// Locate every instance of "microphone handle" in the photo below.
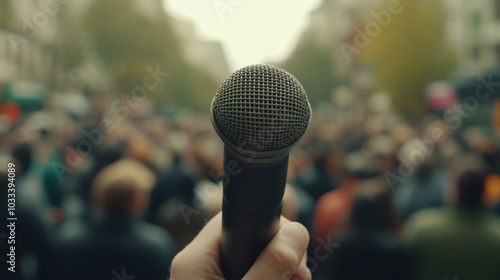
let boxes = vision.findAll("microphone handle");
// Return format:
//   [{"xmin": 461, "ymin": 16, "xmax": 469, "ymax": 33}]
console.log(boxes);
[{"xmin": 221, "ymin": 147, "xmax": 289, "ymax": 280}]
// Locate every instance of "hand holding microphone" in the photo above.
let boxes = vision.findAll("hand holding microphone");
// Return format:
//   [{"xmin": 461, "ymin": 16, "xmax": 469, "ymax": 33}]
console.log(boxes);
[
  {"xmin": 170, "ymin": 213, "xmax": 311, "ymax": 280},
  {"xmin": 211, "ymin": 64, "xmax": 311, "ymax": 279},
  {"xmin": 171, "ymin": 64, "xmax": 311, "ymax": 280}
]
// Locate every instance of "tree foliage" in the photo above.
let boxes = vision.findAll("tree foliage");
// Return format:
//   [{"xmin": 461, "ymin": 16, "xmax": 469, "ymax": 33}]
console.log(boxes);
[
  {"xmin": 279, "ymin": 37, "xmax": 338, "ymax": 106},
  {"xmin": 0, "ymin": 0, "xmax": 12, "ymax": 29},
  {"xmin": 52, "ymin": 5, "xmax": 89, "ymax": 75},
  {"xmin": 361, "ymin": 0, "xmax": 456, "ymax": 121},
  {"xmin": 84, "ymin": 0, "xmax": 218, "ymax": 110}
]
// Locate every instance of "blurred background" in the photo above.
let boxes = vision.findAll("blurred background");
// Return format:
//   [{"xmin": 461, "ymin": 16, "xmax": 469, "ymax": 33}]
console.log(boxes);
[{"xmin": 0, "ymin": 0, "xmax": 500, "ymax": 279}]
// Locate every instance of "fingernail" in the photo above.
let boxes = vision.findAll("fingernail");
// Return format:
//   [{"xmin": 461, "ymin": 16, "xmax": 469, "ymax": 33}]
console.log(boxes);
[{"xmin": 282, "ymin": 223, "xmax": 308, "ymax": 254}]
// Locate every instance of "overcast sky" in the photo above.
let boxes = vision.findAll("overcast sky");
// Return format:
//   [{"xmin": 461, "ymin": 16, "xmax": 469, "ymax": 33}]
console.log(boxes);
[{"xmin": 163, "ymin": 0, "xmax": 322, "ymax": 71}]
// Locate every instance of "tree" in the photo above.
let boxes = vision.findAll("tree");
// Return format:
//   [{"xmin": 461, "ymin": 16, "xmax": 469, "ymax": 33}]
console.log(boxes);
[
  {"xmin": 0, "ymin": 0, "xmax": 12, "ymax": 29},
  {"xmin": 279, "ymin": 36, "xmax": 338, "ymax": 106},
  {"xmin": 85, "ymin": 0, "xmax": 174, "ymax": 96},
  {"xmin": 84, "ymin": 0, "xmax": 219, "ymax": 110},
  {"xmin": 361, "ymin": 0, "xmax": 456, "ymax": 121},
  {"xmin": 49, "ymin": 3, "xmax": 92, "ymax": 89}
]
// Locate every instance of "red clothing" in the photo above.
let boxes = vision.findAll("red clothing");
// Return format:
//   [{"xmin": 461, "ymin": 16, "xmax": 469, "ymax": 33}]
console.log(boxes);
[{"xmin": 312, "ymin": 178, "xmax": 357, "ymax": 245}]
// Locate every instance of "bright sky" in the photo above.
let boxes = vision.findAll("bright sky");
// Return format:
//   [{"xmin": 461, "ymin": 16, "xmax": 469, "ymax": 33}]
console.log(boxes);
[{"xmin": 163, "ymin": 0, "xmax": 322, "ymax": 71}]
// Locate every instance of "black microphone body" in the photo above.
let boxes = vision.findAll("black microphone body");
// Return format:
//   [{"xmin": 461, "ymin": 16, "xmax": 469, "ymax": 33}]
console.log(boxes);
[
  {"xmin": 221, "ymin": 148, "xmax": 288, "ymax": 279},
  {"xmin": 210, "ymin": 64, "xmax": 311, "ymax": 279}
]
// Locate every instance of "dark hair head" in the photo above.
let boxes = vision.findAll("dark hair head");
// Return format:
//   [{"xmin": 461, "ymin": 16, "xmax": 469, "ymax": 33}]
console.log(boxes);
[
  {"xmin": 448, "ymin": 153, "xmax": 489, "ymax": 209},
  {"xmin": 349, "ymin": 177, "xmax": 400, "ymax": 232},
  {"xmin": 94, "ymin": 143, "xmax": 123, "ymax": 170},
  {"xmin": 12, "ymin": 143, "xmax": 33, "ymax": 176},
  {"xmin": 99, "ymin": 179, "xmax": 137, "ymax": 213},
  {"xmin": 456, "ymin": 170, "xmax": 487, "ymax": 209}
]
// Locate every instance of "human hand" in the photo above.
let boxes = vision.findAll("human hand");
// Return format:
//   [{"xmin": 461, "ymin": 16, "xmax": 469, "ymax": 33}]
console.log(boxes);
[{"xmin": 170, "ymin": 212, "xmax": 311, "ymax": 280}]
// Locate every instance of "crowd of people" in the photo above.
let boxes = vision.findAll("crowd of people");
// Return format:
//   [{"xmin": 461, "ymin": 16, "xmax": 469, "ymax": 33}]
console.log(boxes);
[{"xmin": 1, "ymin": 93, "xmax": 500, "ymax": 280}]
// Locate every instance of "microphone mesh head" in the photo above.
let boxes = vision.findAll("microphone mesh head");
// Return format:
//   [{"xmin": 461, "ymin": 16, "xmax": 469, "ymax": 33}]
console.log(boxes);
[{"xmin": 211, "ymin": 64, "xmax": 311, "ymax": 159}]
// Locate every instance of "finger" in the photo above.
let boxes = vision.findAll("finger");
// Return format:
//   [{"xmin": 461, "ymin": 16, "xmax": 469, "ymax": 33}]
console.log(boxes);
[
  {"xmin": 279, "ymin": 216, "xmax": 291, "ymax": 226},
  {"xmin": 170, "ymin": 212, "xmax": 224, "ymax": 280},
  {"xmin": 243, "ymin": 222, "xmax": 309, "ymax": 280},
  {"xmin": 291, "ymin": 253, "xmax": 312, "ymax": 280},
  {"xmin": 186, "ymin": 211, "xmax": 222, "ymax": 250}
]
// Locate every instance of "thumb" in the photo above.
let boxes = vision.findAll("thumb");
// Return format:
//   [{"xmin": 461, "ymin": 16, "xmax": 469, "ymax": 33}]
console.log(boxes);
[{"xmin": 243, "ymin": 222, "xmax": 311, "ymax": 280}]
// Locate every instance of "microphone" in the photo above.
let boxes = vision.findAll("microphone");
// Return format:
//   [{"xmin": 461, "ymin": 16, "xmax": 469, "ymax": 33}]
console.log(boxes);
[{"xmin": 210, "ymin": 64, "xmax": 311, "ymax": 279}]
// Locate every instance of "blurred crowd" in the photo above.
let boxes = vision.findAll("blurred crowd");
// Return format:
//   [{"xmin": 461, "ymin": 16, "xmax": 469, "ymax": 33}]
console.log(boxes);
[{"xmin": 1, "ymin": 93, "xmax": 500, "ymax": 280}]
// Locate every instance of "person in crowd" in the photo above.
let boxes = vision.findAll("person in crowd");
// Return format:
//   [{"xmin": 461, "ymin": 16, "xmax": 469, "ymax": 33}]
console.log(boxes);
[
  {"xmin": 156, "ymin": 196, "xmax": 208, "ymax": 253},
  {"xmin": 11, "ymin": 142, "xmax": 48, "ymax": 214},
  {"xmin": 41, "ymin": 144, "xmax": 68, "ymax": 224},
  {"xmin": 405, "ymin": 153, "xmax": 500, "ymax": 280},
  {"xmin": 152, "ymin": 158, "xmax": 209, "ymax": 253},
  {"xmin": 77, "ymin": 142, "xmax": 123, "ymax": 210},
  {"xmin": 293, "ymin": 143, "xmax": 344, "ymax": 202},
  {"xmin": 55, "ymin": 159, "xmax": 175, "ymax": 280},
  {"xmin": 493, "ymin": 200, "xmax": 500, "ymax": 217},
  {"xmin": 318, "ymin": 177, "xmax": 414, "ymax": 280},
  {"xmin": 485, "ymin": 173, "xmax": 500, "ymax": 213},
  {"xmin": 11, "ymin": 143, "xmax": 33, "ymax": 176},
  {"xmin": 0, "ymin": 155, "xmax": 56, "ymax": 280},
  {"xmin": 170, "ymin": 212, "xmax": 311, "ymax": 280},
  {"xmin": 394, "ymin": 138, "xmax": 446, "ymax": 220},
  {"xmin": 286, "ymin": 184, "xmax": 316, "ymax": 235},
  {"xmin": 4, "ymin": 85, "xmax": 500, "ymax": 280},
  {"xmin": 146, "ymin": 158, "xmax": 198, "ymax": 224},
  {"xmin": 463, "ymin": 128, "xmax": 500, "ymax": 174},
  {"xmin": 312, "ymin": 152, "xmax": 378, "ymax": 249}
]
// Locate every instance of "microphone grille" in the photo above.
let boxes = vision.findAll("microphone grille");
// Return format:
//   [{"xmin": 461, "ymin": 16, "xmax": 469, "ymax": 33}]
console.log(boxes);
[{"xmin": 211, "ymin": 64, "xmax": 311, "ymax": 157}]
